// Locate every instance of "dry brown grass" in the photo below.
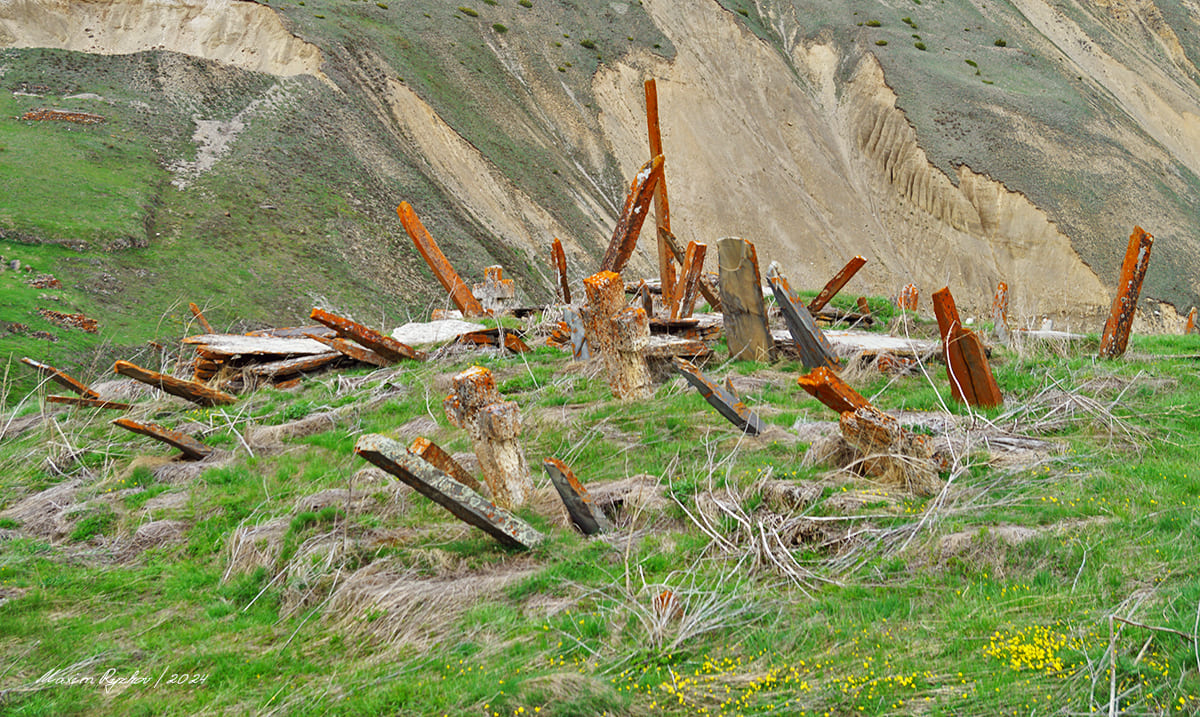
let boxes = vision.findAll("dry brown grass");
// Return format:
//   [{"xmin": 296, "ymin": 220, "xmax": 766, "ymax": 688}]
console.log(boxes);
[
  {"xmin": 0, "ymin": 478, "xmax": 83, "ymax": 541},
  {"xmin": 325, "ymin": 557, "xmax": 537, "ymax": 649}
]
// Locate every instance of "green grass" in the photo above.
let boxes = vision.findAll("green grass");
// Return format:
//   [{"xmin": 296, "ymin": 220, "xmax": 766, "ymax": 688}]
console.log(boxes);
[{"xmin": 2, "ymin": 318, "xmax": 1199, "ymax": 715}]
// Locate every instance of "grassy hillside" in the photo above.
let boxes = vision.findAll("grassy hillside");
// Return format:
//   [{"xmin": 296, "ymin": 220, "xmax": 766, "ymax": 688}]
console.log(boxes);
[{"xmin": 1, "ymin": 304, "xmax": 1199, "ymax": 715}]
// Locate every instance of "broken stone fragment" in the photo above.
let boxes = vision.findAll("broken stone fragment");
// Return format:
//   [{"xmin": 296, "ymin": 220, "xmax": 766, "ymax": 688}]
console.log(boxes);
[
  {"xmin": 543, "ymin": 457, "xmax": 612, "ymax": 535},
  {"xmin": 444, "ymin": 366, "xmax": 534, "ymax": 509}
]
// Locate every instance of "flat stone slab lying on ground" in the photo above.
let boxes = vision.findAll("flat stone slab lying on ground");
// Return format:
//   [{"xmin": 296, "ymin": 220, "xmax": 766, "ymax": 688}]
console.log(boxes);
[
  {"xmin": 391, "ymin": 319, "xmax": 492, "ymax": 346},
  {"xmin": 780, "ymin": 330, "xmax": 939, "ymax": 359},
  {"xmin": 182, "ymin": 334, "xmax": 330, "ymax": 358},
  {"xmin": 354, "ymin": 434, "xmax": 544, "ymax": 549}
]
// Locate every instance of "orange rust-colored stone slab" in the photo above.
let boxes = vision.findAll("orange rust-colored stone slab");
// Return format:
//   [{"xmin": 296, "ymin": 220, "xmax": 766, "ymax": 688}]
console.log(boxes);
[
  {"xmin": 397, "ymin": 202, "xmax": 486, "ymax": 317},
  {"xmin": 600, "ymin": 155, "xmax": 664, "ymax": 275},
  {"xmin": 808, "ymin": 256, "xmax": 867, "ymax": 314},
  {"xmin": 1187, "ymin": 307, "xmax": 1198, "ymax": 336},
  {"xmin": 304, "ymin": 332, "xmax": 390, "ymax": 367},
  {"xmin": 932, "ymin": 287, "xmax": 1002, "ymax": 408},
  {"xmin": 457, "ymin": 329, "xmax": 532, "ymax": 353},
  {"xmin": 46, "ymin": 395, "xmax": 130, "ymax": 411},
  {"xmin": 796, "ymin": 366, "xmax": 872, "ymax": 415},
  {"xmin": 21, "ymin": 357, "xmax": 99, "ymax": 399},
  {"xmin": 113, "ymin": 360, "xmax": 236, "ymax": 406},
  {"xmin": 659, "ymin": 227, "xmax": 721, "ymax": 311},
  {"xmin": 1099, "ymin": 226, "xmax": 1154, "ymax": 359},
  {"xmin": 409, "ymin": 436, "xmax": 482, "ymax": 492},
  {"xmin": 646, "ymin": 79, "xmax": 676, "ymax": 314},
  {"xmin": 188, "ymin": 302, "xmax": 214, "ymax": 334},
  {"xmin": 856, "ymin": 297, "xmax": 871, "ymax": 316},
  {"xmin": 551, "ymin": 238, "xmax": 572, "ymax": 305},
  {"xmin": 111, "ymin": 418, "xmax": 212, "ymax": 460},
  {"xmin": 897, "ymin": 284, "xmax": 918, "ymax": 311},
  {"xmin": 309, "ymin": 307, "xmax": 425, "ymax": 363},
  {"xmin": 673, "ymin": 241, "xmax": 707, "ymax": 319}
]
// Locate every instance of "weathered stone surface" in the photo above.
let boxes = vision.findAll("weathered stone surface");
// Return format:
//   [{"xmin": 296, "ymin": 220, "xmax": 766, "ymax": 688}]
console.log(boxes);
[
  {"xmin": 355, "ymin": 434, "xmax": 544, "ymax": 549},
  {"xmin": 182, "ymin": 334, "xmax": 330, "ymax": 359},
  {"xmin": 673, "ymin": 358, "xmax": 765, "ymax": 435},
  {"xmin": 660, "ymin": 227, "xmax": 722, "ymax": 311},
  {"xmin": 113, "ymin": 360, "xmax": 236, "ymax": 406},
  {"xmin": 304, "ymin": 332, "xmax": 390, "ymax": 367},
  {"xmin": 21, "ymin": 357, "xmax": 99, "ymax": 399},
  {"xmin": 932, "ymin": 287, "xmax": 1003, "ymax": 408},
  {"xmin": 543, "ymin": 457, "xmax": 613, "ymax": 535},
  {"xmin": 1187, "ymin": 307, "xmax": 1198, "ymax": 335},
  {"xmin": 309, "ymin": 308, "xmax": 424, "ymax": 363},
  {"xmin": 992, "ymin": 282, "xmax": 1010, "ymax": 346},
  {"xmin": 551, "ymin": 238, "xmax": 572, "ymax": 305},
  {"xmin": 1099, "ymin": 226, "xmax": 1154, "ymax": 360},
  {"xmin": 808, "ymin": 256, "xmax": 867, "ymax": 314},
  {"xmin": 897, "ymin": 284, "xmax": 918, "ymax": 311},
  {"xmin": 408, "ymin": 436, "xmax": 482, "ymax": 493},
  {"xmin": 717, "ymin": 237, "xmax": 772, "ymax": 361},
  {"xmin": 444, "ymin": 366, "xmax": 535, "ymax": 509},
  {"xmin": 646, "ymin": 78, "xmax": 676, "ymax": 317},
  {"xmin": 584, "ymin": 271, "xmax": 652, "ymax": 400},
  {"xmin": 768, "ymin": 272, "xmax": 839, "ymax": 371},
  {"xmin": 600, "ymin": 155, "xmax": 664, "ymax": 275},
  {"xmin": 397, "ymin": 201, "xmax": 486, "ymax": 317},
  {"xmin": 672, "ymin": 241, "xmax": 708, "ymax": 319},
  {"xmin": 112, "ymin": 418, "xmax": 213, "ymax": 460},
  {"xmin": 856, "ymin": 296, "xmax": 871, "ymax": 316},
  {"xmin": 188, "ymin": 302, "xmax": 214, "ymax": 334},
  {"xmin": 839, "ymin": 406, "xmax": 939, "ymax": 496},
  {"xmin": 473, "ymin": 265, "xmax": 516, "ymax": 314},
  {"xmin": 46, "ymin": 395, "xmax": 130, "ymax": 411},
  {"xmin": 796, "ymin": 366, "xmax": 871, "ymax": 415},
  {"xmin": 457, "ymin": 329, "xmax": 531, "ymax": 353},
  {"xmin": 563, "ymin": 307, "xmax": 589, "ymax": 360},
  {"xmin": 243, "ymin": 352, "xmax": 342, "ymax": 379}
]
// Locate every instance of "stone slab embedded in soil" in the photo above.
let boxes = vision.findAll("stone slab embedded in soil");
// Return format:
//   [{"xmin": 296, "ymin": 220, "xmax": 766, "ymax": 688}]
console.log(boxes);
[{"xmin": 355, "ymin": 433, "xmax": 544, "ymax": 549}]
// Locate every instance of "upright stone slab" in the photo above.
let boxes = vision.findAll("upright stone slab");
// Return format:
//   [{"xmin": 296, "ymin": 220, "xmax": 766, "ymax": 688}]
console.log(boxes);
[
  {"xmin": 672, "ymin": 241, "xmax": 708, "ymax": 319},
  {"xmin": 551, "ymin": 238, "xmax": 572, "ymax": 305},
  {"xmin": 583, "ymin": 271, "xmax": 652, "ymax": 400},
  {"xmin": 1187, "ymin": 308, "xmax": 1198, "ymax": 336},
  {"xmin": 543, "ymin": 458, "xmax": 613, "ymax": 535},
  {"xmin": 767, "ymin": 272, "xmax": 839, "ymax": 371},
  {"xmin": 188, "ymin": 302, "xmax": 215, "ymax": 334},
  {"xmin": 563, "ymin": 306, "xmax": 589, "ymax": 361},
  {"xmin": 897, "ymin": 284, "xmax": 918, "ymax": 311},
  {"xmin": 1099, "ymin": 226, "xmax": 1154, "ymax": 360},
  {"xmin": 660, "ymin": 227, "xmax": 722, "ymax": 311},
  {"xmin": 992, "ymin": 282, "xmax": 1010, "ymax": 346},
  {"xmin": 645, "ymin": 78, "xmax": 676, "ymax": 314},
  {"xmin": 932, "ymin": 287, "xmax": 1003, "ymax": 408},
  {"xmin": 672, "ymin": 358, "xmax": 765, "ymax": 435},
  {"xmin": 473, "ymin": 266, "xmax": 516, "ymax": 314},
  {"xmin": 444, "ymin": 366, "xmax": 535, "ymax": 509},
  {"xmin": 716, "ymin": 237, "xmax": 772, "ymax": 362},
  {"xmin": 355, "ymin": 434, "xmax": 544, "ymax": 549}
]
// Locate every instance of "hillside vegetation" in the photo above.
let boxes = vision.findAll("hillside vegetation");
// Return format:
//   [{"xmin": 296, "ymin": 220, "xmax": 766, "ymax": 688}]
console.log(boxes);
[
  {"xmin": 0, "ymin": 306, "xmax": 1198, "ymax": 715},
  {"xmin": 3, "ymin": 0, "xmax": 1200, "ymax": 401}
]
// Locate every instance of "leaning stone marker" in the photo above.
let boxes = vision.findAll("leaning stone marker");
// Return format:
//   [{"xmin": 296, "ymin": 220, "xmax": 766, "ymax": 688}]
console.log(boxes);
[
  {"xmin": 716, "ymin": 237, "xmax": 772, "ymax": 361},
  {"xmin": 113, "ymin": 360, "xmax": 236, "ymax": 407},
  {"xmin": 543, "ymin": 458, "xmax": 613, "ymax": 535},
  {"xmin": 112, "ymin": 418, "xmax": 212, "ymax": 460},
  {"xmin": 673, "ymin": 358, "xmax": 765, "ymax": 435},
  {"xmin": 1099, "ymin": 226, "xmax": 1153, "ymax": 360},
  {"xmin": 932, "ymin": 287, "xmax": 1003, "ymax": 408},
  {"xmin": 21, "ymin": 357, "xmax": 99, "ymax": 399},
  {"xmin": 355, "ymin": 434, "xmax": 544, "ymax": 549},
  {"xmin": 767, "ymin": 271, "xmax": 839, "ymax": 371}
]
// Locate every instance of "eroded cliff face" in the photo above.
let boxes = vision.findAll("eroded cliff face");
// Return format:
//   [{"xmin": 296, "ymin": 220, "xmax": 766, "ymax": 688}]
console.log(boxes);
[
  {"xmin": 0, "ymin": 0, "xmax": 324, "ymax": 78},
  {"xmin": 3, "ymin": 0, "xmax": 1197, "ymax": 325},
  {"xmin": 595, "ymin": 0, "xmax": 1109, "ymax": 322}
]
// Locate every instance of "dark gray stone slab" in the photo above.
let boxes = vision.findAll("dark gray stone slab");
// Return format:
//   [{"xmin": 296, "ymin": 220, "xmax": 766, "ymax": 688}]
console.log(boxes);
[
  {"xmin": 672, "ymin": 358, "xmax": 766, "ymax": 435},
  {"xmin": 354, "ymin": 434, "xmax": 544, "ymax": 549},
  {"xmin": 543, "ymin": 458, "xmax": 613, "ymax": 535}
]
